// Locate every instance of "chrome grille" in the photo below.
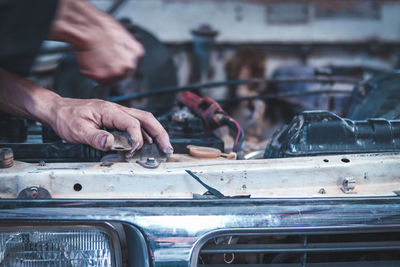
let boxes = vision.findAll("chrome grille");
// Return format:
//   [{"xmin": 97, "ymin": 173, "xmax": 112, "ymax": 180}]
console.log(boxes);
[{"xmin": 196, "ymin": 228, "xmax": 400, "ymax": 266}]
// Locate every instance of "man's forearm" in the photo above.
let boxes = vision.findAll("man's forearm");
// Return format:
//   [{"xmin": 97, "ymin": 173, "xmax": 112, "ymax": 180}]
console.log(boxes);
[
  {"xmin": 0, "ymin": 68, "xmax": 60, "ymax": 125},
  {"xmin": 0, "ymin": 68, "xmax": 173, "ymax": 153},
  {"xmin": 0, "ymin": 0, "xmax": 170, "ymax": 153}
]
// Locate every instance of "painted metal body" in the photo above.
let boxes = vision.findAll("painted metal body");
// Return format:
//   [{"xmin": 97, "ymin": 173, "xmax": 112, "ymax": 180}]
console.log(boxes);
[
  {"xmin": 1, "ymin": 153, "xmax": 400, "ymax": 266},
  {"xmin": 0, "ymin": 153, "xmax": 399, "ymax": 199}
]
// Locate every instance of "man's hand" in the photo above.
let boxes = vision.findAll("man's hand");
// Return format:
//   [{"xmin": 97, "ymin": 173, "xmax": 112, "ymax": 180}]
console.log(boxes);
[
  {"xmin": 51, "ymin": 98, "xmax": 173, "ymax": 154},
  {"xmin": 0, "ymin": 1, "xmax": 172, "ymax": 156},
  {"xmin": 48, "ymin": 0, "xmax": 144, "ymax": 84},
  {"xmin": 0, "ymin": 69, "xmax": 173, "ymax": 155}
]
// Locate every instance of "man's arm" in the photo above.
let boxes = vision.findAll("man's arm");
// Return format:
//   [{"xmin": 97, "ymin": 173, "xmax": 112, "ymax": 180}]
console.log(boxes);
[
  {"xmin": 0, "ymin": 68, "xmax": 173, "ymax": 154},
  {"xmin": 0, "ymin": 0, "xmax": 172, "ymax": 154}
]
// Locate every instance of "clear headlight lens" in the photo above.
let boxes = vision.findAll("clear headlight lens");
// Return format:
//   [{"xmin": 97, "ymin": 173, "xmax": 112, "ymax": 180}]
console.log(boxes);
[{"xmin": 0, "ymin": 225, "xmax": 121, "ymax": 267}]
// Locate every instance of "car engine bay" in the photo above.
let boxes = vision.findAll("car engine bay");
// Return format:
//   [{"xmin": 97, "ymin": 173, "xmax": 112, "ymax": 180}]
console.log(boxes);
[{"xmin": 1, "ymin": 1, "xmax": 400, "ymax": 266}]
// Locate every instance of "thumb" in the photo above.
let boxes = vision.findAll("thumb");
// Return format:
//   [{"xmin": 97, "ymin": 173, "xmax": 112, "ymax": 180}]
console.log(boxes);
[{"xmin": 85, "ymin": 128, "xmax": 115, "ymax": 151}]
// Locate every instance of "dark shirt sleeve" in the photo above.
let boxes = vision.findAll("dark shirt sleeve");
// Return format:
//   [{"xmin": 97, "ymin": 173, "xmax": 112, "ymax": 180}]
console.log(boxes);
[{"xmin": 0, "ymin": 0, "xmax": 59, "ymax": 76}]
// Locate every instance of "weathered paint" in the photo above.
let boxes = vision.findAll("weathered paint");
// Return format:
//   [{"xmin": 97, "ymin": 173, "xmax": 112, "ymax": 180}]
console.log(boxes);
[{"xmin": 1, "ymin": 153, "xmax": 399, "ymax": 199}]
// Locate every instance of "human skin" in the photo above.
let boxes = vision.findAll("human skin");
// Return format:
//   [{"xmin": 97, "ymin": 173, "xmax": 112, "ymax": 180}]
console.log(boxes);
[
  {"xmin": 0, "ymin": 69, "xmax": 173, "ymax": 154},
  {"xmin": 48, "ymin": 0, "xmax": 145, "ymax": 85},
  {"xmin": 0, "ymin": 0, "xmax": 173, "ymax": 155}
]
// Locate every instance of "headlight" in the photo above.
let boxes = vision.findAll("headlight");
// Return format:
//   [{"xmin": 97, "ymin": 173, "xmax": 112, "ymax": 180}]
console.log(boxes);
[{"xmin": 0, "ymin": 224, "xmax": 121, "ymax": 267}]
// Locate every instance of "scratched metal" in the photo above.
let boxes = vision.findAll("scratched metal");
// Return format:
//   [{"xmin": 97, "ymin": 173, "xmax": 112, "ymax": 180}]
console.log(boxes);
[
  {"xmin": 0, "ymin": 153, "xmax": 399, "ymax": 199},
  {"xmin": 1, "ymin": 153, "xmax": 400, "ymax": 266},
  {"xmin": 0, "ymin": 198, "xmax": 400, "ymax": 266}
]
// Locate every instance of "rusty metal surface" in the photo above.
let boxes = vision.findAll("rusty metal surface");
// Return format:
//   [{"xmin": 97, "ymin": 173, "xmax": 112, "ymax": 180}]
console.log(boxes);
[{"xmin": 0, "ymin": 153, "xmax": 399, "ymax": 199}]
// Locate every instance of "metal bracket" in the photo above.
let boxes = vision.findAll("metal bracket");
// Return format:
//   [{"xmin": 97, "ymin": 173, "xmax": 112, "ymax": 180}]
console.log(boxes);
[
  {"xmin": 134, "ymin": 144, "xmax": 166, "ymax": 169},
  {"xmin": 17, "ymin": 186, "xmax": 51, "ymax": 199}
]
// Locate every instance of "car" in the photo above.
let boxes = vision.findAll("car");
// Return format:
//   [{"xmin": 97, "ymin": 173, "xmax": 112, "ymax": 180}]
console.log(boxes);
[{"xmin": 1, "ymin": 0, "xmax": 400, "ymax": 266}]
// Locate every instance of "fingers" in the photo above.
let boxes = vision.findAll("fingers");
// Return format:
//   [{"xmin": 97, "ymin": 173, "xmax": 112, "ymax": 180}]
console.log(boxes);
[
  {"xmin": 130, "ymin": 39, "xmax": 145, "ymax": 58},
  {"xmin": 142, "ymin": 128, "xmax": 153, "ymax": 144},
  {"xmin": 100, "ymin": 106, "xmax": 144, "ymax": 153},
  {"xmin": 107, "ymin": 105, "xmax": 173, "ymax": 156},
  {"xmin": 84, "ymin": 128, "xmax": 115, "ymax": 151},
  {"xmin": 83, "ymin": 55, "xmax": 138, "ymax": 85},
  {"xmin": 91, "ymin": 56, "xmax": 142, "ymax": 86},
  {"xmin": 121, "ymin": 107, "xmax": 173, "ymax": 154},
  {"xmin": 102, "ymin": 38, "xmax": 144, "ymax": 84},
  {"xmin": 122, "ymin": 39, "xmax": 144, "ymax": 81},
  {"xmin": 107, "ymin": 37, "xmax": 144, "ymax": 82},
  {"xmin": 50, "ymin": 98, "xmax": 169, "ymax": 157},
  {"xmin": 76, "ymin": 37, "xmax": 145, "ymax": 85}
]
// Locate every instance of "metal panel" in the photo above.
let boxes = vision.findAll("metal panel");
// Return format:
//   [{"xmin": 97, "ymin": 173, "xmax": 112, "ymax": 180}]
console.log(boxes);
[{"xmin": 0, "ymin": 153, "xmax": 399, "ymax": 199}]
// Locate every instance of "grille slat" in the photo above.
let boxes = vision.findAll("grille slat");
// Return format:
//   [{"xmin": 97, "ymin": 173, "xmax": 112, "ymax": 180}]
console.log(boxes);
[
  {"xmin": 199, "ymin": 261, "xmax": 400, "ymax": 267},
  {"xmin": 196, "ymin": 229, "xmax": 400, "ymax": 266},
  {"xmin": 201, "ymin": 241, "xmax": 400, "ymax": 254}
]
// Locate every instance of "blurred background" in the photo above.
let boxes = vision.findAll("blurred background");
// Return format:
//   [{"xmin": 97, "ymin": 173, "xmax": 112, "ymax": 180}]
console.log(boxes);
[{"xmin": 23, "ymin": 0, "xmax": 400, "ymax": 156}]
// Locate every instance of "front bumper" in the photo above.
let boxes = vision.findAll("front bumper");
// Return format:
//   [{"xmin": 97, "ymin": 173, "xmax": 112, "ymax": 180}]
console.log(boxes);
[{"xmin": 1, "ymin": 197, "xmax": 400, "ymax": 266}]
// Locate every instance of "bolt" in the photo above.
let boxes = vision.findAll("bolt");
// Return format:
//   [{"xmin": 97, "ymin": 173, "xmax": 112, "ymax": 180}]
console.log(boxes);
[
  {"xmin": 318, "ymin": 188, "xmax": 326, "ymax": 194},
  {"xmin": 136, "ymin": 157, "xmax": 160, "ymax": 169},
  {"xmin": 31, "ymin": 189, "xmax": 38, "ymax": 199},
  {"xmin": 341, "ymin": 178, "xmax": 356, "ymax": 193},
  {"xmin": 27, "ymin": 187, "xmax": 39, "ymax": 199}
]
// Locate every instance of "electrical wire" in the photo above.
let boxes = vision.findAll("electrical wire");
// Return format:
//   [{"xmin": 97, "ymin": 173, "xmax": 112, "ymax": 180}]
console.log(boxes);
[
  {"xmin": 107, "ymin": 78, "xmax": 358, "ymax": 102},
  {"xmin": 217, "ymin": 89, "xmax": 351, "ymax": 103},
  {"xmin": 221, "ymin": 116, "xmax": 245, "ymax": 153},
  {"xmin": 135, "ymin": 89, "xmax": 352, "ymax": 112}
]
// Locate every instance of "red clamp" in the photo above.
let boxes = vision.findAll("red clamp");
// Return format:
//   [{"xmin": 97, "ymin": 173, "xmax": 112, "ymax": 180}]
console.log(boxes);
[{"xmin": 177, "ymin": 91, "xmax": 225, "ymax": 129}]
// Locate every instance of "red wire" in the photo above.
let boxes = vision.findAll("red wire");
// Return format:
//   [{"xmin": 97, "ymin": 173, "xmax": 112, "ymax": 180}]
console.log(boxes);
[{"xmin": 226, "ymin": 116, "xmax": 242, "ymax": 152}]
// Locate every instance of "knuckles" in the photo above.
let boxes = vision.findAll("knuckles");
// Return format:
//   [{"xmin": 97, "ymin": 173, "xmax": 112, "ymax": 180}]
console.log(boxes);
[
  {"xmin": 129, "ymin": 118, "xmax": 141, "ymax": 129},
  {"xmin": 52, "ymin": 95, "xmax": 167, "ymax": 152},
  {"xmin": 141, "ymin": 111, "xmax": 156, "ymax": 121},
  {"xmin": 84, "ymin": 63, "xmax": 136, "ymax": 84}
]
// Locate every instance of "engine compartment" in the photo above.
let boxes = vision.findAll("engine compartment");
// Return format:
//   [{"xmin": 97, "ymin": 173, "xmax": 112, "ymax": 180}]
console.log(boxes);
[{"xmin": 1, "ymin": 1, "xmax": 400, "ymax": 266}]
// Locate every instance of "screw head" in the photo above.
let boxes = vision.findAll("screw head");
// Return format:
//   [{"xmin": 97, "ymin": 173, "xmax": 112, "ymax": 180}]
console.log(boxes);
[{"xmin": 318, "ymin": 188, "xmax": 326, "ymax": 194}]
